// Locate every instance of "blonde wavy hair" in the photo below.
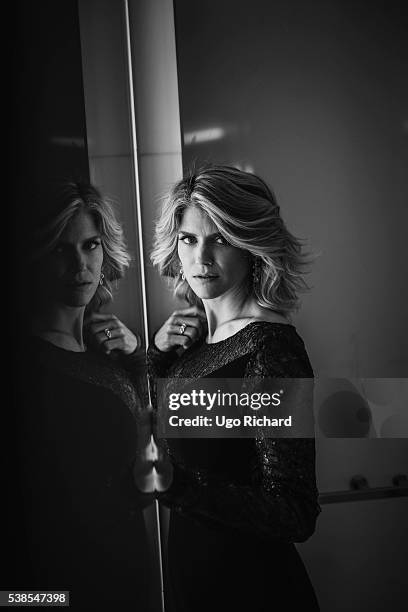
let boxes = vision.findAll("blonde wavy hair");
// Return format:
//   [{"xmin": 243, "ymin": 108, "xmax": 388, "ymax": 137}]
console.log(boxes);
[
  {"xmin": 151, "ymin": 165, "xmax": 311, "ymax": 315},
  {"xmin": 32, "ymin": 181, "xmax": 131, "ymax": 313}
]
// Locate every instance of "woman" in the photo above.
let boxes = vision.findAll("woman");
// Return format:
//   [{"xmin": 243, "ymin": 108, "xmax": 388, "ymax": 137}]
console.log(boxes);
[
  {"xmin": 12, "ymin": 182, "xmax": 153, "ymax": 611},
  {"xmin": 148, "ymin": 165, "xmax": 321, "ymax": 611}
]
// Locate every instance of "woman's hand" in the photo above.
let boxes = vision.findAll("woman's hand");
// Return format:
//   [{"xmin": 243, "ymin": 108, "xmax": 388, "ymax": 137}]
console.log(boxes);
[
  {"xmin": 154, "ymin": 306, "xmax": 206, "ymax": 352},
  {"xmin": 85, "ymin": 312, "xmax": 141, "ymax": 355},
  {"xmin": 133, "ymin": 408, "xmax": 174, "ymax": 493}
]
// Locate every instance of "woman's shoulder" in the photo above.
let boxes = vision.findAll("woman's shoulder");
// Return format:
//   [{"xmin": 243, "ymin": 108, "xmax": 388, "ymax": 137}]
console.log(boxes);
[
  {"xmin": 244, "ymin": 321, "xmax": 313, "ymax": 377},
  {"xmin": 245, "ymin": 320, "xmax": 299, "ymax": 344},
  {"xmin": 244, "ymin": 320, "xmax": 305, "ymax": 357}
]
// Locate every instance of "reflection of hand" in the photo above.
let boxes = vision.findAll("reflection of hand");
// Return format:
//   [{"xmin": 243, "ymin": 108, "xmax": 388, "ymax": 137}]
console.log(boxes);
[
  {"xmin": 154, "ymin": 306, "xmax": 206, "ymax": 352},
  {"xmin": 85, "ymin": 312, "xmax": 141, "ymax": 355},
  {"xmin": 133, "ymin": 414, "xmax": 174, "ymax": 493},
  {"xmin": 133, "ymin": 445, "xmax": 174, "ymax": 493}
]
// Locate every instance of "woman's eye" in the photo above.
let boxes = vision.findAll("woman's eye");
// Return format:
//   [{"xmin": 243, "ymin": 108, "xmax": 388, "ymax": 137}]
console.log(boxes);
[
  {"xmin": 215, "ymin": 235, "xmax": 228, "ymax": 245},
  {"xmin": 179, "ymin": 235, "xmax": 196, "ymax": 245},
  {"xmin": 86, "ymin": 240, "xmax": 101, "ymax": 250}
]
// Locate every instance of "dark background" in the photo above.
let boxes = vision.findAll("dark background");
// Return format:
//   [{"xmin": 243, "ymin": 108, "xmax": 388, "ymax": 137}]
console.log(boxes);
[{"xmin": 5, "ymin": 0, "xmax": 90, "ymax": 589}]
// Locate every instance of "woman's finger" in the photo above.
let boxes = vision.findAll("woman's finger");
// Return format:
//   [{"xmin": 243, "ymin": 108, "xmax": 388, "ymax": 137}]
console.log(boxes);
[
  {"xmin": 167, "ymin": 333, "xmax": 193, "ymax": 349},
  {"xmin": 167, "ymin": 324, "xmax": 199, "ymax": 340},
  {"xmin": 86, "ymin": 312, "xmax": 118, "ymax": 322},
  {"xmin": 171, "ymin": 306, "xmax": 206, "ymax": 320},
  {"xmin": 94, "ymin": 327, "xmax": 125, "ymax": 345},
  {"xmin": 101, "ymin": 337, "xmax": 128, "ymax": 354},
  {"xmin": 153, "ymin": 307, "xmax": 206, "ymax": 352},
  {"xmin": 169, "ymin": 315, "xmax": 204, "ymax": 331},
  {"xmin": 84, "ymin": 312, "xmax": 117, "ymax": 328},
  {"xmin": 88, "ymin": 318, "xmax": 120, "ymax": 335}
]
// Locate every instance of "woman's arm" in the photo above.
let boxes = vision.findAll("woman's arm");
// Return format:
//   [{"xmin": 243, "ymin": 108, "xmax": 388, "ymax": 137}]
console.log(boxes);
[
  {"xmin": 147, "ymin": 305, "xmax": 206, "ymax": 383},
  {"xmin": 160, "ymin": 439, "xmax": 319, "ymax": 542},
  {"xmin": 147, "ymin": 341, "xmax": 180, "ymax": 379}
]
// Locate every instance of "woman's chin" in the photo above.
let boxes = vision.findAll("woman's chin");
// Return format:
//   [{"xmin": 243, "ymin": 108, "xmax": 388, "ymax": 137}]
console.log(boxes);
[
  {"xmin": 189, "ymin": 277, "xmax": 224, "ymax": 297},
  {"xmin": 56, "ymin": 285, "xmax": 97, "ymax": 308},
  {"xmin": 57, "ymin": 294, "xmax": 94, "ymax": 308},
  {"xmin": 195, "ymin": 292, "xmax": 223, "ymax": 302}
]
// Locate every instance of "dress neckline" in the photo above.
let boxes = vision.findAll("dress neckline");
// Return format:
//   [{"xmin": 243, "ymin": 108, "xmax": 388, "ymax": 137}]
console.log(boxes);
[
  {"xmin": 30, "ymin": 334, "xmax": 88, "ymax": 355},
  {"xmin": 204, "ymin": 320, "xmax": 295, "ymax": 346}
]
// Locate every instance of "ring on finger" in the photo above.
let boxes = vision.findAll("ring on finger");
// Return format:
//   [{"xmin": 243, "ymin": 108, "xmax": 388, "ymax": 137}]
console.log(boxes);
[
  {"xmin": 104, "ymin": 328, "xmax": 112, "ymax": 339},
  {"xmin": 178, "ymin": 322, "xmax": 187, "ymax": 335}
]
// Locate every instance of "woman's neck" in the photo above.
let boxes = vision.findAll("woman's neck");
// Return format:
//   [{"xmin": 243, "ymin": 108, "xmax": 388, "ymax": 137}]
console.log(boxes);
[
  {"xmin": 32, "ymin": 304, "xmax": 86, "ymax": 352},
  {"xmin": 202, "ymin": 289, "xmax": 256, "ymax": 342},
  {"xmin": 202, "ymin": 290, "xmax": 290, "ymax": 343}
]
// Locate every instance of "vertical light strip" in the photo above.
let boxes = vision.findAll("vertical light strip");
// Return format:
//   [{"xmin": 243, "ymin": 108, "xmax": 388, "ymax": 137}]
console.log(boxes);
[
  {"xmin": 123, "ymin": 0, "xmax": 150, "ymax": 347},
  {"xmin": 155, "ymin": 497, "xmax": 166, "ymax": 612},
  {"xmin": 123, "ymin": 3, "xmax": 166, "ymax": 612}
]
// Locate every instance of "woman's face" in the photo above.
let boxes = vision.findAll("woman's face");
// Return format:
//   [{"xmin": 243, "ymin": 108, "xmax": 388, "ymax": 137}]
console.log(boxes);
[
  {"xmin": 177, "ymin": 206, "xmax": 251, "ymax": 301},
  {"xmin": 41, "ymin": 211, "xmax": 104, "ymax": 308}
]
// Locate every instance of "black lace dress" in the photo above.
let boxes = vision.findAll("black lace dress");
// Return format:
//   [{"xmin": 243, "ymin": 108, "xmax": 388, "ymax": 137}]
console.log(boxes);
[
  {"xmin": 148, "ymin": 321, "xmax": 321, "ymax": 612},
  {"xmin": 10, "ymin": 337, "xmax": 154, "ymax": 612}
]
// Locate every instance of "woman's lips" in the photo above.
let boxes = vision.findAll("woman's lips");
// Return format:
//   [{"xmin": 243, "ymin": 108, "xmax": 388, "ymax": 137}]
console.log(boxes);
[
  {"xmin": 193, "ymin": 275, "xmax": 219, "ymax": 282},
  {"xmin": 68, "ymin": 281, "xmax": 92, "ymax": 285},
  {"xmin": 66, "ymin": 281, "xmax": 93, "ymax": 289}
]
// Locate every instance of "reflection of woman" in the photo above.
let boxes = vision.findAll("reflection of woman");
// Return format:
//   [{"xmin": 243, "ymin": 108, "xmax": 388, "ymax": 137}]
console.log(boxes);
[
  {"xmin": 148, "ymin": 165, "xmax": 321, "ymax": 611},
  {"xmin": 13, "ymin": 182, "xmax": 152, "ymax": 611}
]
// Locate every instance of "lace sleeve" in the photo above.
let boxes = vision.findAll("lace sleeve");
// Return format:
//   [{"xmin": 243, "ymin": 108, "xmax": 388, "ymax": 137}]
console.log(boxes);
[
  {"xmin": 117, "ymin": 349, "xmax": 149, "ymax": 411},
  {"xmin": 159, "ymin": 329, "xmax": 321, "ymax": 543},
  {"xmin": 147, "ymin": 341, "xmax": 180, "ymax": 421},
  {"xmin": 146, "ymin": 342, "xmax": 179, "ymax": 379}
]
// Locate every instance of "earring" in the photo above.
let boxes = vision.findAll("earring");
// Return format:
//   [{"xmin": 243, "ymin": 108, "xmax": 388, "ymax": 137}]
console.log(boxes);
[
  {"xmin": 99, "ymin": 272, "xmax": 105, "ymax": 286},
  {"xmin": 180, "ymin": 267, "xmax": 185, "ymax": 281},
  {"xmin": 252, "ymin": 258, "xmax": 261, "ymax": 285}
]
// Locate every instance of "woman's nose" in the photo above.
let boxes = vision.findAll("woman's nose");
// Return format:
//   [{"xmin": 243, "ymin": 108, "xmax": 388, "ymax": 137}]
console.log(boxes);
[
  {"xmin": 72, "ymin": 249, "xmax": 87, "ymax": 271},
  {"xmin": 195, "ymin": 243, "xmax": 213, "ymax": 265}
]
